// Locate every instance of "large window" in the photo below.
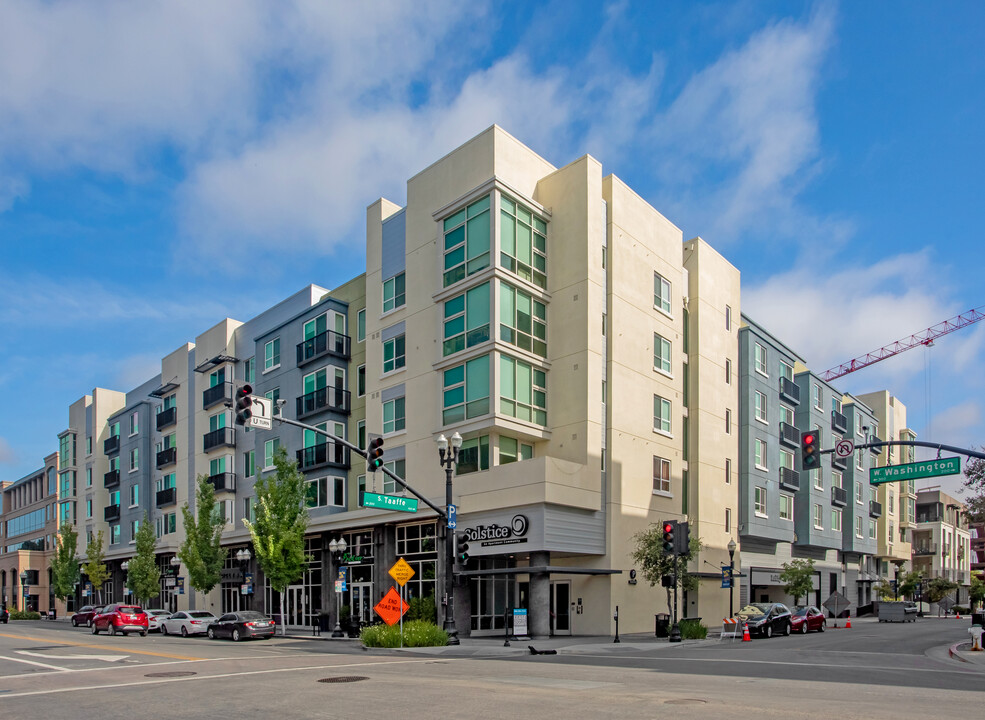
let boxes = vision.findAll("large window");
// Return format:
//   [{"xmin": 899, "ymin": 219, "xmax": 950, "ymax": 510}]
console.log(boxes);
[
  {"xmin": 500, "ymin": 356, "xmax": 546, "ymax": 425},
  {"xmin": 754, "ymin": 343, "xmax": 768, "ymax": 375},
  {"xmin": 383, "ymin": 273, "xmax": 406, "ymax": 313},
  {"xmin": 500, "ymin": 196, "xmax": 546, "ymax": 288},
  {"xmin": 652, "ymin": 456, "xmax": 671, "ymax": 494},
  {"xmin": 653, "ymin": 395, "xmax": 671, "ymax": 434},
  {"xmin": 754, "ymin": 439, "xmax": 767, "ymax": 470},
  {"xmin": 813, "ymin": 504, "xmax": 823, "ymax": 529},
  {"xmin": 653, "ymin": 333, "xmax": 671, "ymax": 374},
  {"xmin": 499, "ymin": 437, "xmax": 532, "ymax": 465},
  {"xmin": 779, "ymin": 360, "xmax": 794, "ymax": 382},
  {"xmin": 383, "ymin": 334, "xmax": 406, "ymax": 374},
  {"xmin": 500, "ymin": 283, "xmax": 545, "ymax": 357},
  {"xmin": 832, "ymin": 508, "xmax": 842, "ymax": 532},
  {"xmin": 780, "ymin": 494, "xmax": 793, "ymax": 521},
  {"xmin": 382, "ymin": 459, "xmax": 406, "ymax": 495},
  {"xmin": 306, "ymin": 476, "xmax": 345, "ymax": 508},
  {"xmin": 263, "ymin": 438, "xmax": 280, "ymax": 469},
  {"xmin": 754, "ymin": 487, "xmax": 767, "ymax": 516},
  {"xmin": 444, "ymin": 282, "xmax": 490, "ymax": 356},
  {"xmin": 457, "ymin": 436, "xmax": 490, "ymax": 475},
  {"xmin": 443, "ymin": 355, "xmax": 490, "ymax": 424},
  {"xmin": 654, "ymin": 272, "xmax": 672, "ymax": 314},
  {"xmin": 754, "ymin": 391, "xmax": 767, "ymax": 423},
  {"xmin": 444, "ymin": 195, "xmax": 491, "ymax": 287},
  {"xmin": 264, "ymin": 339, "xmax": 280, "ymax": 371},
  {"xmin": 383, "ymin": 397, "xmax": 406, "ymax": 434}
]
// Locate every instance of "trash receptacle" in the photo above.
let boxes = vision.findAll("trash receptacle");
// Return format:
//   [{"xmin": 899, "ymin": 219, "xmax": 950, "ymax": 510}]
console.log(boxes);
[
  {"xmin": 318, "ymin": 612, "xmax": 331, "ymax": 632},
  {"xmin": 655, "ymin": 613, "xmax": 670, "ymax": 638}
]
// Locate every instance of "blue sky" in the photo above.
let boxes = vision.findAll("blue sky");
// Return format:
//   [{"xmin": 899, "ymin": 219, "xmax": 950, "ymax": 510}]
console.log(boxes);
[{"xmin": 1, "ymin": 1, "xmax": 983, "ymax": 497}]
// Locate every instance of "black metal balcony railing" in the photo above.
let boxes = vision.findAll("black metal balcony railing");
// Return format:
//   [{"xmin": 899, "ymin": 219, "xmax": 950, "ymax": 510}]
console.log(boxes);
[
  {"xmin": 156, "ymin": 446, "xmax": 177, "ymax": 469},
  {"xmin": 831, "ymin": 486, "xmax": 848, "ymax": 507},
  {"xmin": 779, "ymin": 466, "xmax": 800, "ymax": 492},
  {"xmin": 156, "ymin": 406, "xmax": 177, "ymax": 431},
  {"xmin": 103, "ymin": 469, "xmax": 120, "ymax": 488},
  {"xmin": 831, "ymin": 409, "xmax": 848, "ymax": 434},
  {"xmin": 296, "ymin": 387, "xmax": 352, "ymax": 419},
  {"xmin": 869, "ymin": 436, "xmax": 882, "ymax": 455},
  {"xmin": 296, "ymin": 442, "xmax": 351, "ymax": 471},
  {"xmin": 207, "ymin": 472, "xmax": 236, "ymax": 493},
  {"xmin": 779, "ymin": 377, "xmax": 800, "ymax": 405},
  {"xmin": 203, "ymin": 427, "xmax": 236, "ymax": 452},
  {"xmin": 104, "ymin": 504, "xmax": 120, "ymax": 522},
  {"xmin": 913, "ymin": 544, "xmax": 938, "ymax": 556},
  {"xmin": 779, "ymin": 422, "xmax": 800, "ymax": 449},
  {"xmin": 103, "ymin": 434, "xmax": 120, "ymax": 455},
  {"xmin": 869, "ymin": 500, "xmax": 883, "ymax": 518},
  {"xmin": 296, "ymin": 330, "xmax": 351, "ymax": 367},
  {"xmin": 832, "ymin": 454, "xmax": 847, "ymax": 470},
  {"xmin": 156, "ymin": 487, "xmax": 177, "ymax": 508},
  {"xmin": 203, "ymin": 382, "xmax": 233, "ymax": 410}
]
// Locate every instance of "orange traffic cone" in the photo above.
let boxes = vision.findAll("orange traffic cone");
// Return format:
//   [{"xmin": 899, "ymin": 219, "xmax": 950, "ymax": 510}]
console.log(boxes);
[
  {"xmin": 846, "ymin": 617, "xmax": 852, "ymax": 629},
  {"xmin": 956, "ymin": 613, "xmax": 961, "ymax": 620},
  {"xmin": 742, "ymin": 623, "xmax": 751, "ymax": 642}
]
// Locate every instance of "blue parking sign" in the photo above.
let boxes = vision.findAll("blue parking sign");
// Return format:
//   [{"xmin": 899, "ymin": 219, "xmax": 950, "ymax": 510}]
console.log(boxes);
[{"xmin": 448, "ymin": 504, "xmax": 457, "ymax": 529}]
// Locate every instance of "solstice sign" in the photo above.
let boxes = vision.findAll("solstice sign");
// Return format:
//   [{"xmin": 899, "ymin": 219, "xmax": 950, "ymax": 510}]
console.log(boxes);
[{"xmin": 870, "ymin": 457, "xmax": 961, "ymax": 485}]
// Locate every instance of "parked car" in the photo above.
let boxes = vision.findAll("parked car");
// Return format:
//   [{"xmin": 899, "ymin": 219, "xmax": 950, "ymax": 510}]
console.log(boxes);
[
  {"xmin": 736, "ymin": 603, "xmax": 792, "ymax": 638},
  {"xmin": 91, "ymin": 604, "xmax": 149, "ymax": 636},
  {"xmin": 71, "ymin": 605, "xmax": 104, "ymax": 628},
  {"xmin": 207, "ymin": 611, "xmax": 276, "ymax": 641},
  {"xmin": 790, "ymin": 605, "xmax": 826, "ymax": 634},
  {"xmin": 161, "ymin": 610, "xmax": 217, "ymax": 637},
  {"xmin": 144, "ymin": 608, "xmax": 171, "ymax": 633}
]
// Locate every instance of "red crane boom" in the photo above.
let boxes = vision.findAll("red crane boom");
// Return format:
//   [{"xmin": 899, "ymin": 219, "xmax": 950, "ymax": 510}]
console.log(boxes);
[{"xmin": 820, "ymin": 305, "xmax": 985, "ymax": 381}]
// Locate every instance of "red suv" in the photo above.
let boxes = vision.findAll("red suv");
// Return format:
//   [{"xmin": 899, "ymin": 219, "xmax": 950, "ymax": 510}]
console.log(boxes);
[{"xmin": 91, "ymin": 604, "xmax": 149, "ymax": 637}]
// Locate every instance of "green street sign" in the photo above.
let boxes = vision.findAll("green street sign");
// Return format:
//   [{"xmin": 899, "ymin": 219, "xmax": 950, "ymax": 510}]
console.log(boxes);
[
  {"xmin": 869, "ymin": 457, "xmax": 961, "ymax": 484},
  {"xmin": 360, "ymin": 491, "xmax": 419, "ymax": 513}
]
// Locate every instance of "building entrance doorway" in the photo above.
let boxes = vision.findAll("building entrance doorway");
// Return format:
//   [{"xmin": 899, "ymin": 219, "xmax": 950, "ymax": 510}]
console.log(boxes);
[
  {"xmin": 549, "ymin": 581, "xmax": 571, "ymax": 636},
  {"xmin": 349, "ymin": 583, "xmax": 373, "ymax": 623},
  {"xmin": 285, "ymin": 585, "xmax": 307, "ymax": 627}
]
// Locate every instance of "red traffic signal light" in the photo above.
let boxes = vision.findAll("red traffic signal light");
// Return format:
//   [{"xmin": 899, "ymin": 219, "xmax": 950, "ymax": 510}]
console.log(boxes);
[
  {"xmin": 235, "ymin": 384, "xmax": 254, "ymax": 426},
  {"xmin": 661, "ymin": 520, "xmax": 676, "ymax": 554},
  {"xmin": 367, "ymin": 434, "xmax": 385, "ymax": 470},
  {"xmin": 801, "ymin": 430, "xmax": 820, "ymax": 471}
]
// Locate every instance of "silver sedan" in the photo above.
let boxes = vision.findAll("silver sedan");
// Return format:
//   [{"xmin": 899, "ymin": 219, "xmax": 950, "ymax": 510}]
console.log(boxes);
[{"xmin": 160, "ymin": 610, "xmax": 217, "ymax": 637}]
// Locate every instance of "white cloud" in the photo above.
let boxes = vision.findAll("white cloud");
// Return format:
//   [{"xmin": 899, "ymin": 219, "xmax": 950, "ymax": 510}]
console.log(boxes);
[{"xmin": 0, "ymin": 436, "xmax": 16, "ymax": 465}]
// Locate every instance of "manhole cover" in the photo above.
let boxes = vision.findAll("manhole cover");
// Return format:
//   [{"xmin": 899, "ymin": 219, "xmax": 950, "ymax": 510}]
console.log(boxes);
[
  {"xmin": 144, "ymin": 671, "xmax": 197, "ymax": 678},
  {"xmin": 665, "ymin": 699, "xmax": 707, "ymax": 705},
  {"xmin": 318, "ymin": 676, "xmax": 369, "ymax": 684}
]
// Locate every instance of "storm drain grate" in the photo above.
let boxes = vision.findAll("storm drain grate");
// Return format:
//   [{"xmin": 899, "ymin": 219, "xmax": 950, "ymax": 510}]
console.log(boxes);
[
  {"xmin": 318, "ymin": 676, "xmax": 369, "ymax": 684},
  {"xmin": 145, "ymin": 671, "xmax": 197, "ymax": 678},
  {"xmin": 664, "ymin": 699, "xmax": 707, "ymax": 706}
]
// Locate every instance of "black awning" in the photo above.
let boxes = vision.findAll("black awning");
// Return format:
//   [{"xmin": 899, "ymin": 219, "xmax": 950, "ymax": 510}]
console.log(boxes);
[
  {"xmin": 194, "ymin": 354, "xmax": 239, "ymax": 373},
  {"xmin": 149, "ymin": 381, "xmax": 180, "ymax": 398}
]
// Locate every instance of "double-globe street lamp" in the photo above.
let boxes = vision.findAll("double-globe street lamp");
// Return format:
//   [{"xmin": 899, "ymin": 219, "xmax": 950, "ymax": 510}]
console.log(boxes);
[
  {"xmin": 329, "ymin": 537, "xmax": 348, "ymax": 638},
  {"xmin": 437, "ymin": 432, "xmax": 462, "ymax": 646}
]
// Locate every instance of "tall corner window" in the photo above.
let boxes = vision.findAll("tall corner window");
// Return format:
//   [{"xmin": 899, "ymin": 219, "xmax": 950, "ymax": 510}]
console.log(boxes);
[
  {"xmin": 444, "ymin": 282, "xmax": 491, "ymax": 356},
  {"xmin": 499, "ymin": 355, "xmax": 546, "ymax": 425},
  {"xmin": 443, "ymin": 354, "xmax": 491, "ymax": 425},
  {"xmin": 444, "ymin": 195, "xmax": 491, "ymax": 287},
  {"xmin": 499, "ymin": 282, "xmax": 545, "ymax": 357},
  {"xmin": 383, "ymin": 272, "xmax": 406, "ymax": 313},
  {"xmin": 500, "ymin": 195, "xmax": 546, "ymax": 288}
]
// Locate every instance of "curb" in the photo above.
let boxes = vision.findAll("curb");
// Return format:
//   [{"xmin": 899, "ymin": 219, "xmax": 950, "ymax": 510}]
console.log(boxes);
[{"xmin": 949, "ymin": 642, "xmax": 971, "ymax": 663}]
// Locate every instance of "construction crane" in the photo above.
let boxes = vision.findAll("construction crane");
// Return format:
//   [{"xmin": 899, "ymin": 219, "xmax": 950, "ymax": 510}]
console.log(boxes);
[{"xmin": 820, "ymin": 305, "xmax": 985, "ymax": 381}]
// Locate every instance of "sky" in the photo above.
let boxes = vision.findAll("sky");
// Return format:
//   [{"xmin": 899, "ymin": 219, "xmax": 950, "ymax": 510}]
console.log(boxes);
[{"xmin": 1, "ymin": 1, "xmax": 983, "ymax": 499}]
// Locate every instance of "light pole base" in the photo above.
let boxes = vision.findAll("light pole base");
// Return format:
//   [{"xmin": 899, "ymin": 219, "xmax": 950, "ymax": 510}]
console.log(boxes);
[
  {"xmin": 332, "ymin": 623, "xmax": 344, "ymax": 638},
  {"xmin": 443, "ymin": 619, "xmax": 460, "ymax": 645},
  {"xmin": 669, "ymin": 622, "xmax": 682, "ymax": 643}
]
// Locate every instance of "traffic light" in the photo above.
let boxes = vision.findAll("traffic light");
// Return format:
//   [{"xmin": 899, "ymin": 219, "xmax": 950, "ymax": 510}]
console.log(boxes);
[
  {"xmin": 801, "ymin": 430, "xmax": 820, "ymax": 471},
  {"xmin": 367, "ymin": 434, "xmax": 385, "ymax": 470},
  {"xmin": 676, "ymin": 521, "xmax": 691, "ymax": 556},
  {"xmin": 235, "ymin": 384, "xmax": 254, "ymax": 426},
  {"xmin": 455, "ymin": 532, "xmax": 470, "ymax": 565},
  {"xmin": 661, "ymin": 520, "xmax": 677, "ymax": 554}
]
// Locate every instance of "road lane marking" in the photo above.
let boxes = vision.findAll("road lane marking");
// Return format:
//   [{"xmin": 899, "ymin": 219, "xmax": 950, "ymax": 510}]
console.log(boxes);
[
  {"xmin": 0, "ymin": 631, "xmax": 202, "ymax": 661},
  {"xmin": 17, "ymin": 651, "xmax": 128, "ymax": 663},
  {"xmin": 0, "ymin": 655, "xmax": 69, "ymax": 672}
]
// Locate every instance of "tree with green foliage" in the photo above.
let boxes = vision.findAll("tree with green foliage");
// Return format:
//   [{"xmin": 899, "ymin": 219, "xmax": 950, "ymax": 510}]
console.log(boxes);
[
  {"xmin": 126, "ymin": 513, "xmax": 160, "ymax": 608},
  {"xmin": 961, "ymin": 452, "xmax": 985, "ymax": 525},
  {"xmin": 874, "ymin": 578, "xmax": 897, "ymax": 601},
  {"xmin": 83, "ymin": 530, "xmax": 109, "ymax": 604},
  {"xmin": 968, "ymin": 575, "xmax": 985, "ymax": 610},
  {"xmin": 926, "ymin": 576, "xmax": 959, "ymax": 615},
  {"xmin": 50, "ymin": 524, "xmax": 80, "ymax": 602},
  {"xmin": 178, "ymin": 475, "xmax": 227, "ymax": 600},
  {"xmin": 779, "ymin": 559, "xmax": 816, "ymax": 605},
  {"xmin": 631, "ymin": 524, "xmax": 703, "ymax": 615},
  {"xmin": 244, "ymin": 447, "xmax": 309, "ymax": 636},
  {"xmin": 898, "ymin": 570, "xmax": 923, "ymax": 601}
]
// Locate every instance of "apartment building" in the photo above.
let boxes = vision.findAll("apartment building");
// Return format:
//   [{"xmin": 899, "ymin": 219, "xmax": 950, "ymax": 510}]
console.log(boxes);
[{"xmin": 911, "ymin": 488, "xmax": 971, "ymax": 604}]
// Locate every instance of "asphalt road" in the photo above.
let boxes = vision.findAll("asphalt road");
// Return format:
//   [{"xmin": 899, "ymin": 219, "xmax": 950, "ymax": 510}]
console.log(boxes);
[{"xmin": 0, "ymin": 617, "xmax": 980, "ymax": 719}]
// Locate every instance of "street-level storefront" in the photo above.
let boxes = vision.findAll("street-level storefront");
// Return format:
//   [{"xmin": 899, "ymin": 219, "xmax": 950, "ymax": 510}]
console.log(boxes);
[
  {"xmin": 341, "ymin": 529, "xmax": 375, "ymax": 623},
  {"xmin": 746, "ymin": 567, "xmax": 822, "ymax": 607},
  {"xmin": 264, "ymin": 537, "xmax": 322, "ymax": 629},
  {"xmin": 220, "ymin": 547, "xmax": 255, "ymax": 614}
]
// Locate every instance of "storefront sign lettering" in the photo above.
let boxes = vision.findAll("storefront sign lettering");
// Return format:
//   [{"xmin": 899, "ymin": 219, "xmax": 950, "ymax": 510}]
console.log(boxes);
[{"xmin": 465, "ymin": 515, "xmax": 529, "ymax": 546}]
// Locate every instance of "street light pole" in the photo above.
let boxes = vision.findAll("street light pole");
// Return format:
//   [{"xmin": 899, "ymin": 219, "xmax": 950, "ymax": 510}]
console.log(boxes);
[
  {"xmin": 437, "ymin": 432, "xmax": 462, "ymax": 646},
  {"xmin": 329, "ymin": 538, "xmax": 347, "ymax": 638},
  {"xmin": 20, "ymin": 570, "xmax": 28, "ymax": 613},
  {"xmin": 728, "ymin": 538, "xmax": 737, "ymax": 618}
]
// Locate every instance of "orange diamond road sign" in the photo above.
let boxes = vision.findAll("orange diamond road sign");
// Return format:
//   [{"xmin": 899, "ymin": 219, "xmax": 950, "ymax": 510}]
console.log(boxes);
[
  {"xmin": 388, "ymin": 557, "xmax": 415, "ymax": 587},
  {"xmin": 374, "ymin": 587, "xmax": 409, "ymax": 626}
]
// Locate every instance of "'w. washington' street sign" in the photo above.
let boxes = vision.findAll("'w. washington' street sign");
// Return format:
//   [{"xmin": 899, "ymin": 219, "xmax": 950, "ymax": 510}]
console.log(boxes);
[{"xmin": 870, "ymin": 457, "xmax": 961, "ymax": 485}]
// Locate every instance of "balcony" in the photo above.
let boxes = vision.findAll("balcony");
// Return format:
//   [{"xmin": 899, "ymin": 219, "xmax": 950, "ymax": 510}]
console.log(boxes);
[
  {"xmin": 912, "ymin": 544, "xmax": 937, "ymax": 556},
  {"xmin": 156, "ymin": 487, "xmax": 177, "ymax": 508},
  {"xmin": 869, "ymin": 436, "xmax": 882, "ymax": 455},
  {"xmin": 103, "ymin": 469, "xmax": 120, "ymax": 488},
  {"xmin": 779, "ymin": 422, "xmax": 800, "ymax": 449},
  {"xmin": 779, "ymin": 377, "xmax": 800, "ymax": 406},
  {"xmin": 832, "ymin": 454, "xmax": 847, "ymax": 471},
  {"xmin": 103, "ymin": 434, "xmax": 120, "ymax": 455},
  {"xmin": 296, "ymin": 387, "xmax": 352, "ymax": 419},
  {"xmin": 203, "ymin": 427, "xmax": 236, "ymax": 452},
  {"xmin": 156, "ymin": 406, "xmax": 177, "ymax": 431},
  {"xmin": 296, "ymin": 330, "xmax": 351, "ymax": 367},
  {"xmin": 296, "ymin": 442, "xmax": 351, "ymax": 472},
  {"xmin": 869, "ymin": 500, "xmax": 883, "ymax": 518},
  {"xmin": 779, "ymin": 466, "xmax": 800, "ymax": 492},
  {"xmin": 104, "ymin": 504, "xmax": 120, "ymax": 522},
  {"xmin": 203, "ymin": 382, "xmax": 233, "ymax": 410},
  {"xmin": 831, "ymin": 409, "xmax": 848, "ymax": 434},
  {"xmin": 831, "ymin": 486, "xmax": 848, "ymax": 507},
  {"xmin": 207, "ymin": 472, "xmax": 236, "ymax": 493},
  {"xmin": 156, "ymin": 446, "xmax": 177, "ymax": 469}
]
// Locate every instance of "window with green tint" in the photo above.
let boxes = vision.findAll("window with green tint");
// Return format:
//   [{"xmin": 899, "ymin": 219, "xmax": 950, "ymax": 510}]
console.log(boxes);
[
  {"xmin": 303, "ymin": 423, "xmax": 327, "ymax": 449},
  {"xmin": 443, "ymin": 195, "xmax": 491, "ymax": 287},
  {"xmin": 303, "ymin": 368, "xmax": 328, "ymax": 395},
  {"xmin": 304, "ymin": 313, "xmax": 327, "ymax": 340},
  {"xmin": 357, "ymin": 309, "xmax": 366, "ymax": 342},
  {"xmin": 499, "ymin": 356, "xmax": 547, "ymax": 425},
  {"xmin": 264, "ymin": 387, "xmax": 280, "ymax": 405},
  {"xmin": 653, "ymin": 395, "xmax": 671, "ymax": 434},
  {"xmin": 244, "ymin": 451, "xmax": 255, "ymax": 478},
  {"xmin": 163, "ymin": 393, "xmax": 176, "ymax": 411},
  {"xmin": 500, "ymin": 283, "xmax": 546, "ymax": 357},
  {"xmin": 109, "ymin": 456, "xmax": 119, "ymax": 472},
  {"xmin": 245, "ymin": 357, "xmax": 255, "ymax": 384},
  {"xmin": 209, "ymin": 456, "xmax": 227, "ymax": 475},
  {"xmin": 383, "ymin": 273, "xmax": 406, "ymax": 313},
  {"xmin": 59, "ymin": 434, "xmax": 73, "ymax": 467},
  {"xmin": 264, "ymin": 438, "xmax": 280, "ymax": 468},
  {"xmin": 443, "ymin": 282, "xmax": 490, "ymax": 355},
  {"xmin": 109, "ymin": 490, "xmax": 120, "ymax": 506},
  {"xmin": 383, "ymin": 397, "xmax": 406, "ymax": 434},
  {"xmin": 157, "ymin": 473, "xmax": 176, "ymax": 492},
  {"xmin": 654, "ymin": 272, "xmax": 671, "ymax": 314},
  {"xmin": 653, "ymin": 333, "xmax": 671, "ymax": 373},
  {"xmin": 264, "ymin": 338, "xmax": 280, "ymax": 370},
  {"xmin": 209, "ymin": 368, "xmax": 225, "ymax": 387},
  {"xmin": 357, "ymin": 364, "xmax": 365, "ymax": 396},
  {"xmin": 442, "ymin": 354, "xmax": 490, "ymax": 425},
  {"xmin": 382, "ymin": 459, "xmax": 406, "ymax": 495},
  {"xmin": 129, "ymin": 484, "xmax": 139, "ymax": 506},
  {"xmin": 499, "ymin": 436, "xmax": 533, "ymax": 465},
  {"xmin": 383, "ymin": 334, "xmax": 405, "ymax": 373},
  {"xmin": 110, "ymin": 422, "xmax": 120, "ymax": 438},
  {"xmin": 209, "ymin": 412, "xmax": 227, "ymax": 432},
  {"xmin": 306, "ymin": 477, "xmax": 345, "ymax": 508},
  {"xmin": 500, "ymin": 195, "xmax": 547, "ymax": 289},
  {"xmin": 111, "ymin": 524, "xmax": 121, "ymax": 544},
  {"xmin": 457, "ymin": 436, "xmax": 489, "ymax": 474}
]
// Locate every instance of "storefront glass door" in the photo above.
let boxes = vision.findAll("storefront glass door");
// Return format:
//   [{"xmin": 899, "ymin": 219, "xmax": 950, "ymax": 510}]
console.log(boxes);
[{"xmin": 550, "ymin": 581, "xmax": 571, "ymax": 636}]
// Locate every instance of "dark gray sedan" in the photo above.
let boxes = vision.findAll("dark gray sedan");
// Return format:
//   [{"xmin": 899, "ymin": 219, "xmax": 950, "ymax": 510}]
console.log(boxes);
[
  {"xmin": 736, "ymin": 602, "xmax": 792, "ymax": 638},
  {"xmin": 206, "ymin": 611, "xmax": 275, "ymax": 641}
]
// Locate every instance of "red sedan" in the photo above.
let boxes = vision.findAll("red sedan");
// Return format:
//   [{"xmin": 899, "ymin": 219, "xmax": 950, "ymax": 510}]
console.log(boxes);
[
  {"xmin": 790, "ymin": 605, "xmax": 826, "ymax": 634},
  {"xmin": 91, "ymin": 604, "xmax": 149, "ymax": 637}
]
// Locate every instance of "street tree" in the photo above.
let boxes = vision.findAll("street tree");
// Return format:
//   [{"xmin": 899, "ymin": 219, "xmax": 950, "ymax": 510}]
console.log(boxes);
[
  {"xmin": 926, "ymin": 577, "xmax": 959, "ymax": 615},
  {"xmin": 178, "ymin": 475, "xmax": 227, "ymax": 601},
  {"xmin": 83, "ymin": 530, "xmax": 110, "ymax": 604},
  {"xmin": 50, "ymin": 524, "xmax": 80, "ymax": 603},
  {"xmin": 244, "ymin": 447, "xmax": 309, "ymax": 636},
  {"xmin": 874, "ymin": 578, "xmax": 897, "ymax": 601},
  {"xmin": 779, "ymin": 559, "xmax": 815, "ymax": 605},
  {"xmin": 898, "ymin": 570, "xmax": 923, "ymax": 601},
  {"xmin": 126, "ymin": 512, "xmax": 161, "ymax": 608},
  {"xmin": 961, "ymin": 452, "xmax": 985, "ymax": 525},
  {"xmin": 631, "ymin": 524, "xmax": 703, "ymax": 616},
  {"xmin": 968, "ymin": 575, "xmax": 985, "ymax": 610}
]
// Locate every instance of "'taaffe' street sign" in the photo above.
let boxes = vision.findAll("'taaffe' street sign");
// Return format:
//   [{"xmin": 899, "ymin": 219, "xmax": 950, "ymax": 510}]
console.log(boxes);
[
  {"xmin": 374, "ymin": 586, "xmax": 409, "ymax": 626},
  {"xmin": 389, "ymin": 557, "xmax": 415, "ymax": 586}
]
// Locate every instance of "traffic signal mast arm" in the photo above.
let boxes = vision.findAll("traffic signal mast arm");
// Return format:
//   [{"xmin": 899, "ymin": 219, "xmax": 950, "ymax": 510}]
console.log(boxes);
[
  {"xmin": 272, "ymin": 414, "xmax": 448, "ymax": 519},
  {"xmin": 829, "ymin": 439, "xmax": 985, "ymax": 461}
]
